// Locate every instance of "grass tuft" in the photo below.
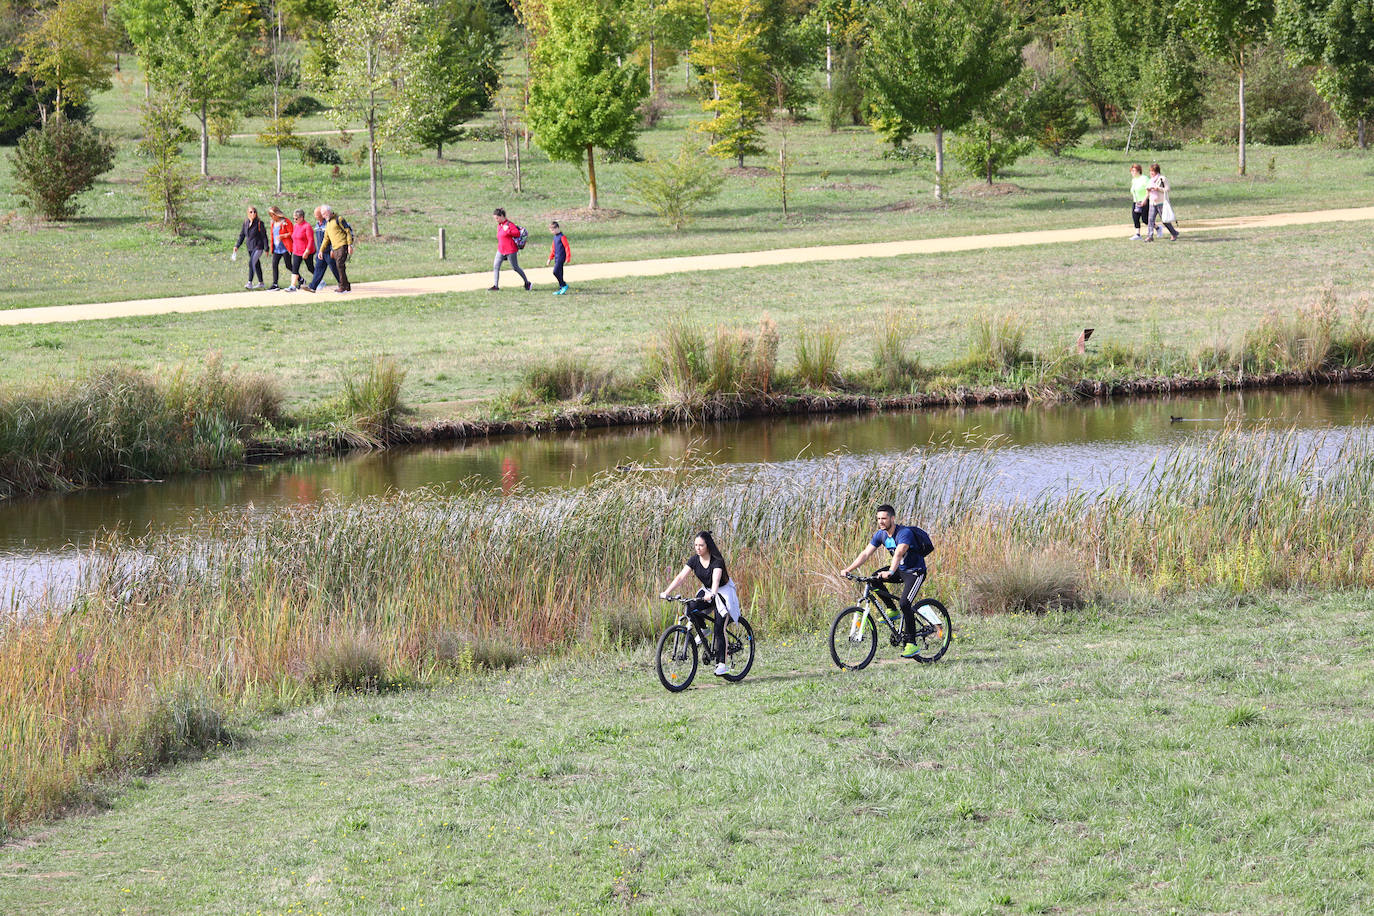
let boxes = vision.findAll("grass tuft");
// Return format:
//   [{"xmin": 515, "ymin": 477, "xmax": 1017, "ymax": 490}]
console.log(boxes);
[
  {"xmin": 308, "ymin": 633, "xmax": 387, "ymax": 693},
  {"xmin": 796, "ymin": 324, "xmax": 842, "ymax": 389},
  {"xmin": 965, "ymin": 548, "xmax": 1087, "ymax": 615}
]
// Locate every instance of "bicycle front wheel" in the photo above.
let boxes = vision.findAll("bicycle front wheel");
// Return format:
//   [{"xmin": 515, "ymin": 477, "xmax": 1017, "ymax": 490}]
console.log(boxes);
[
  {"xmin": 656, "ymin": 624, "xmax": 698, "ymax": 692},
  {"xmin": 720, "ymin": 616, "xmax": 755, "ymax": 682},
  {"xmin": 908, "ymin": 599, "xmax": 952, "ymax": 664},
  {"xmin": 829, "ymin": 606, "xmax": 878, "ymax": 671}
]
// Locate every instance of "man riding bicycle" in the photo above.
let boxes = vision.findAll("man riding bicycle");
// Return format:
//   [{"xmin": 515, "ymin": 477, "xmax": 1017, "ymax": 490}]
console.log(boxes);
[{"xmin": 840, "ymin": 504, "xmax": 933, "ymax": 660}]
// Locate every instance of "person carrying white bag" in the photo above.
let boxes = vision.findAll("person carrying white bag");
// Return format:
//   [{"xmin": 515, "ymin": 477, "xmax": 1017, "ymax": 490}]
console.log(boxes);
[{"xmin": 1146, "ymin": 162, "xmax": 1180, "ymax": 242}]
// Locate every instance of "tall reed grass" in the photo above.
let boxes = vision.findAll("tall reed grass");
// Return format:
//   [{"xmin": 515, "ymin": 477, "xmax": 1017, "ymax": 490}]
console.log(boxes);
[
  {"xmin": 5, "ymin": 425, "xmax": 1374, "ymax": 835},
  {"xmin": 0, "ymin": 358, "xmax": 282, "ymax": 498},
  {"xmin": 796, "ymin": 324, "xmax": 842, "ymax": 388},
  {"xmin": 644, "ymin": 316, "xmax": 779, "ymax": 405}
]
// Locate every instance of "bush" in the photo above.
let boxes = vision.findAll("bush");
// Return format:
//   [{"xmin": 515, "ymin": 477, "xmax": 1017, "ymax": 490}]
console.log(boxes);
[
  {"xmin": 8, "ymin": 118, "xmax": 115, "ymax": 221},
  {"xmin": 1204, "ymin": 45, "xmax": 1329, "ymax": 146},
  {"xmin": 644, "ymin": 315, "xmax": 779, "ymax": 399},
  {"xmin": 283, "ymin": 94, "xmax": 325, "ymax": 118},
  {"xmin": 965, "ymin": 549, "xmax": 1086, "ymax": 614},
  {"xmin": 1090, "ymin": 133, "xmax": 1184, "ymax": 152},
  {"xmin": 209, "ymin": 110, "xmax": 240, "ymax": 146},
  {"xmin": 880, "ymin": 142, "xmax": 935, "ymax": 162},
  {"xmin": 114, "ymin": 683, "xmax": 231, "ymax": 771},
  {"xmin": 300, "ymin": 138, "xmax": 343, "ymax": 167},
  {"xmin": 1023, "ymin": 82, "xmax": 1089, "ymax": 156},
  {"xmin": 340, "ymin": 356, "xmax": 408, "ymax": 436},
  {"xmin": 950, "ymin": 123, "xmax": 1033, "ymax": 183},
  {"xmin": 638, "ymin": 91, "xmax": 670, "ymax": 128},
  {"xmin": 796, "ymin": 325, "xmax": 842, "ymax": 389},
  {"xmin": 627, "ymin": 142, "xmax": 724, "ymax": 230},
  {"xmin": 308, "ymin": 633, "xmax": 386, "ymax": 692},
  {"xmin": 966, "ymin": 314, "xmax": 1029, "ymax": 371},
  {"xmin": 521, "ymin": 356, "xmax": 620, "ymax": 403},
  {"xmin": 874, "ymin": 312, "xmax": 922, "ymax": 392},
  {"xmin": 820, "ymin": 47, "xmax": 865, "ymax": 131}
]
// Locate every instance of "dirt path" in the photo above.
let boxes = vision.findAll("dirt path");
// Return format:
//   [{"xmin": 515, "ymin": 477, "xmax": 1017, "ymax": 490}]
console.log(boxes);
[{"xmin": 6, "ymin": 205, "xmax": 1373, "ymax": 327}]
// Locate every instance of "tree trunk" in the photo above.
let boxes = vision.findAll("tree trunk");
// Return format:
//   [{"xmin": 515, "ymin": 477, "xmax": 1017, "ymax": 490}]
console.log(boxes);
[
  {"xmin": 1359, "ymin": 118, "xmax": 1367, "ymax": 150},
  {"xmin": 587, "ymin": 144, "xmax": 598, "ymax": 209},
  {"xmin": 515, "ymin": 133, "xmax": 522, "ymax": 193},
  {"xmin": 1237, "ymin": 64, "xmax": 1247, "ymax": 176},
  {"xmin": 437, "ymin": 141, "xmax": 443, "ymax": 160},
  {"xmin": 199, "ymin": 99, "xmax": 209, "ymax": 177},
  {"xmin": 648, "ymin": 38, "xmax": 656, "ymax": 95},
  {"xmin": 825, "ymin": 20, "xmax": 832, "ymax": 91},
  {"xmin": 275, "ymin": 146, "xmax": 282, "ymax": 195},
  {"xmin": 934, "ymin": 126, "xmax": 945, "ymax": 200},
  {"xmin": 368, "ymin": 116, "xmax": 380, "ymax": 237}
]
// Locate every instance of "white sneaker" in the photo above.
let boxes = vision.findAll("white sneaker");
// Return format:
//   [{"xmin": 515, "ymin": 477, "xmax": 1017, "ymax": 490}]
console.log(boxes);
[
  {"xmin": 1130, "ymin": 234, "xmax": 1142, "ymax": 241},
  {"xmin": 244, "ymin": 283, "xmax": 253, "ymax": 290},
  {"xmin": 714, "ymin": 663, "xmax": 728, "ymax": 676},
  {"xmin": 252, "ymin": 282, "xmax": 263, "ymax": 289}
]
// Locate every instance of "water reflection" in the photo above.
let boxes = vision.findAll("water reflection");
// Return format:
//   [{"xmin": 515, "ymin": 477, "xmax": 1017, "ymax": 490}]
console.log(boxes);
[{"xmin": 1, "ymin": 385, "xmax": 1371, "ymax": 557}]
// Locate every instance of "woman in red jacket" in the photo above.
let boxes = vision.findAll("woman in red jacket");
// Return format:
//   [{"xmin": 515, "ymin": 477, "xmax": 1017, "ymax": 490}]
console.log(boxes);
[
  {"xmin": 490, "ymin": 207, "xmax": 530, "ymax": 291},
  {"xmin": 287, "ymin": 208, "xmax": 316, "ymax": 291}
]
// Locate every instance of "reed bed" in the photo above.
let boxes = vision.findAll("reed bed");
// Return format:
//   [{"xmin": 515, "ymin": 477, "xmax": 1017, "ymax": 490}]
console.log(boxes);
[{"xmin": 4, "ymin": 426, "xmax": 1374, "ymax": 836}]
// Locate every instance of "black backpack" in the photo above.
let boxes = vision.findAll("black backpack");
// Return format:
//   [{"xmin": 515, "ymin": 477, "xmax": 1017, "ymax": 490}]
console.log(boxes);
[{"xmin": 911, "ymin": 526, "xmax": 935, "ymax": 558}]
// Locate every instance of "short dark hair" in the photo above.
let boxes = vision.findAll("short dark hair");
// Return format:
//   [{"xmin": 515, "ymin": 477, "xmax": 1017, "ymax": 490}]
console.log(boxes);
[
  {"xmin": 875, "ymin": 504, "xmax": 895, "ymax": 516},
  {"xmin": 549, "ymin": 220, "xmax": 560, "ymax": 229},
  {"xmin": 493, "ymin": 207, "xmax": 506, "ymax": 218}
]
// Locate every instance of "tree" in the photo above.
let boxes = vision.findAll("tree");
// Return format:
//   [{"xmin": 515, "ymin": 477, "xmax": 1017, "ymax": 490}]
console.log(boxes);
[
  {"xmin": 1277, "ymin": 0, "xmax": 1374, "ymax": 147},
  {"xmin": 526, "ymin": 0, "xmax": 648, "ymax": 208},
  {"xmin": 306, "ymin": 0, "xmax": 424, "ymax": 236},
  {"xmin": 138, "ymin": 94, "xmax": 201, "ymax": 232},
  {"xmin": 950, "ymin": 77, "xmax": 1034, "ymax": 184},
  {"xmin": 135, "ymin": 0, "xmax": 257, "ymax": 177},
  {"xmin": 396, "ymin": 0, "xmax": 501, "ymax": 159},
  {"xmin": 9, "ymin": 118, "xmax": 115, "ymax": 219},
  {"xmin": 691, "ymin": 0, "xmax": 771, "ymax": 166},
  {"xmin": 14, "ymin": 0, "xmax": 116, "ymax": 124},
  {"xmin": 627, "ymin": 141, "xmax": 725, "ymax": 229},
  {"xmin": 864, "ymin": 0, "xmax": 1025, "ymax": 199},
  {"xmin": 1177, "ymin": 0, "xmax": 1275, "ymax": 174}
]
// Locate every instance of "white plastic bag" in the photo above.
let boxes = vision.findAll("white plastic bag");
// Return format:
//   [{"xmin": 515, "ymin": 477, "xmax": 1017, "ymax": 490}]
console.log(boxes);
[
  {"xmin": 1160, "ymin": 199, "xmax": 1176, "ymax": 224},
  {"xmin": 231, "ymin": 249, "xmax": 238, "ymax": 262}
]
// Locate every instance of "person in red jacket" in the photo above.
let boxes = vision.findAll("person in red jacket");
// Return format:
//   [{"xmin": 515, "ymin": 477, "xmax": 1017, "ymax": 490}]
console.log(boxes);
[
  {"xmin": 490, "ymin": 207, "xmax": 531, "ymax": 291},
  {"xmin": 547, "ymin": 220, "xmax": 571, "ymax": 295},
  {"xmin": 287, "ymin": 208, "xmax": 316, "ymax": 291}
]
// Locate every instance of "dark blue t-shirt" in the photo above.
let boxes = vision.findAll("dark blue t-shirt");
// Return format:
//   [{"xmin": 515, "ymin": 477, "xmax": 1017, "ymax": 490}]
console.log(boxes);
[{"xmin": 871, "ymin": 525, "xmax": 926, "ymax": 574}]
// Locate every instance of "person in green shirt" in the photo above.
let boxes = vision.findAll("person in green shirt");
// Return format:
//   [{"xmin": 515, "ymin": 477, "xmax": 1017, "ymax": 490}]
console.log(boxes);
[{"xmin": 1129, "ymin": 163, "xmax": 1149, "ymax": 241}]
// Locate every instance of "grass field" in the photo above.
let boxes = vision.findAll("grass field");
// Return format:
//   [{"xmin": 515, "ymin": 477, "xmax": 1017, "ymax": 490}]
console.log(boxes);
[
  {"xmin": 2, "ymin": 590, "xmax": 1371, "ymax": 915},
  {"xmin": 1, "ymin": 219, "xmax": 1368, "ymax": 409},
  {"xmin": 2, "ymin": 58, "xmax": 1374, "ymax": 310}
]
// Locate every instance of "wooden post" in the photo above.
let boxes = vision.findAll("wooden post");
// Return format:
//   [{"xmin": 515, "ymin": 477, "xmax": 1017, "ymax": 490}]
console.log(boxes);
[
  {"xmin": 438, "ymin": 227, "xmax": 446, "ymax": 260},
  {"xmin": 1076, "ymin": 328, "xmax": 1094, "ymax": 355}
]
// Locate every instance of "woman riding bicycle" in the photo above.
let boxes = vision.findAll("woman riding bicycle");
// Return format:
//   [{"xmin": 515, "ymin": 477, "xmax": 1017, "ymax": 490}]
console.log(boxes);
[{"xmin": 660, "ymin": 531, "xmax": 741, "ymax": 677}]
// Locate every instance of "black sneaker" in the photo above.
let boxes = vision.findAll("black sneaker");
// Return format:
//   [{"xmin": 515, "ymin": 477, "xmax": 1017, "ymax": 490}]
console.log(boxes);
[
  {"xmin": 524, "ymin": 281, "xmax": 532, "ymax": 291},
  {"xmin": 488, "ymin": 285, "xmax": 499, "ymax": 291}
]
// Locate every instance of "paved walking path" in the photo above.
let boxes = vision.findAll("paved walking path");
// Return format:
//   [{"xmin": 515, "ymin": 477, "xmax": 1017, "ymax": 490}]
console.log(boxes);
[{"xmin": 6, "ymin": 205, "xmax": 1374, "ymax": 327}]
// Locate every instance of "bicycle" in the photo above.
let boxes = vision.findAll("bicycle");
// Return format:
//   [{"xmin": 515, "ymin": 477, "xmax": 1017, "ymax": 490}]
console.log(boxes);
[
  {"xmin": 655, "ymin": 596, "xmax": 756, "ymax": 692},
  {"xmin": 829, "ymin": 573, "xmax": 951, "ymax": 670}
]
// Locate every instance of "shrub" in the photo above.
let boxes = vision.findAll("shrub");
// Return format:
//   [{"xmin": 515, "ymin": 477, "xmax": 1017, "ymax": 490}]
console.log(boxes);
[
  {"xmin": 1090, "ymin": 133, "xmax": 1184, "ymax": 152},
  {"xmin": 283, "ymin": 94, "xmax": 325, "ymax": 118},
  {"xmin": 300, "ymin": 138, "xmax": 343, "ymax": 167},
  {"xmin": 874, "ymin": 312, "xmax": 922, "ymax": 392},
  {"xmin": 627, "ymin": 141, "xmax": 725, "ymax": 230},
  {"xmin": 138, "ymin": 96, "xmax": 200, "ymax": 233},
  {"xmin": 114, "ymin": 683, "xmax": 231, "ymax": 771},
  {"xmin": 644, "ymin": 316, "xmax": 779, "ymax": 399},
  {"xmin": 1203, "ymin": 45, "xmax": 1329, "ymax": 146},
  {"xmin": 966, "ymin": 314, "xmax": 1029, "ymax": 371},
  {"xmin": 796, "ymin": 325, "xmax": 842, "ymax": 389},
  {"xmin": 638, "ymin": 91, "xmax": 670, "ymax": 128},
  {"xmin": 521, "ymin": 356, "xmax": 620, "ymax": 403},
  {"xmin": 965, "ymin": 549, "xmax": 1086, "ymax": 614},
  {"xmin": 209, "ymin": 110, "xmax": 240, "ymax": 145},
  {"xmin": 820, "ymin": 47, "xmax": 865, "ymax": 131},
  {"xmin": 308, "ymin": 633, "xmax": 386, "ymax": 692},
  {"xmin": 880, "ymin": 142, "xmax": 935, "ymax": 162},
  {"xmin": 1023, "ymin": 82, "xmax": 1089, "ymax": 156},
  {"xmin": 950, "ymin": 123, "xmax": 1033, "ymax": 183},
  {"xmin": 9, "ymin": 117, "xmax": 115, "ymax": 220},
  {"xmin": 340, "ymin": 356, "xmax": 408, "ymax": 436}
]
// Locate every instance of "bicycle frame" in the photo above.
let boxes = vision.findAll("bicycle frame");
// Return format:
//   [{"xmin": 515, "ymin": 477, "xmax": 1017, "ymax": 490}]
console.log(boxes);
[{"xmin": 847, "ymin": 580, "xmax": 904, "ymax": 645}]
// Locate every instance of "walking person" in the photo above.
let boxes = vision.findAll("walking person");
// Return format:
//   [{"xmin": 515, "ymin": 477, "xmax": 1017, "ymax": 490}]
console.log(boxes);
[
  {"xmin": 267, "ymin": 206, "xmax": 293, "ymax": 290},
  {"xmin": 547, "ymin": 220, "xmax": 571, "ymax": 295},
  {"xmin": 302, "ymin": 206, "xmax": 342, "ymax": 293},
  {"xmin": 1146, "ymin": 163, "xmax": 1180, "ymax": 242},
  {"xmin": 659, "ymin": 531, "xmax": 743, "ymax": 677},
  {"xmin": 322, "ymin": 206, "xmax": 354, "ymax": 293},
  {"xmin": 232, "ymin": 206, "xmax": 268, "ymax": 290},
  {"xmin": 287, "ymin": 208, "xmax": 315, "ymax": 291},
  {"xmin": 490, "ymin": 207, "xmax": 530, "ymax": 291},
  {"xmin": 1129, "ymin": 164, "xmax": 1149, "ymax": 241}
]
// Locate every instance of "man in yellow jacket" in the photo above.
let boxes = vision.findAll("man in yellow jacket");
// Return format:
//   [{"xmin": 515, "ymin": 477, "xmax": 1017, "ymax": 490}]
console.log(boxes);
[{"xmin": 320, "ymin": 204, "xmax": 354, "ymax": 293}]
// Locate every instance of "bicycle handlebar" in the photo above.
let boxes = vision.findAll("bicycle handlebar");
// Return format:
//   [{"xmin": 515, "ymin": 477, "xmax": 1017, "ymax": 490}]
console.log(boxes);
[
  {"xmin": 660, "ymin": 595, "xmax": 692, "ymax": 603},
  {"xmin": 844, "ymin": 572, "xmax": 895, "ymax": 584}
]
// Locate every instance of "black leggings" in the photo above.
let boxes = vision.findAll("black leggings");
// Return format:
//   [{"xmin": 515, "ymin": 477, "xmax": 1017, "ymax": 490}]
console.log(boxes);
[
  {"xmin": 247, "ymin": 249, "xmax": 264, "ymax": 283},
  {"xmin": 292, "ymin": 253, "xmax": 314, "ymax": 281},
  {"xmin": 687, "ymin": 599, "xmax": 726, "ymax": 663},
  {"xmin": 271, "ymin": 252, "xmax": 291, "ymax": 287},
  {"xmin": 878, "ymin": 569, "xmax": 926, "ymax": 640},
  {"xmin": 1132, "ymin": 202, "xmax": 1147, "ymax": 231}
]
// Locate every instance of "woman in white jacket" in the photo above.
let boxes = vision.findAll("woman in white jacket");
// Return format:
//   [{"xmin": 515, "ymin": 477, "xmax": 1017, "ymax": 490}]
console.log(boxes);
[{"xmin": 660, "ymin": 531, "xmax": 742, "ymax": 676}]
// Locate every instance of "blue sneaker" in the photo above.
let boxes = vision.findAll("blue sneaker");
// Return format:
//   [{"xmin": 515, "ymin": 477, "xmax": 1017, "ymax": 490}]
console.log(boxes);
[{"xmin": 558, "ymin": 285, "xmax": 570, "ymax": 295}]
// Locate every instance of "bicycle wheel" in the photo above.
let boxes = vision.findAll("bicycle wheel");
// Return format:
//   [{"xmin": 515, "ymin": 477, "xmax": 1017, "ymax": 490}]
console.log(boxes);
[
  {"xmin": 720, "ymin": 616, "xmax": 755, "ymax": 682},
  {"xmin": 656, "ymin": 624, "xmax": 698, "ymax": 692},
  {"xmin": 907, "ymin": 599, "xmax": 952, "ymax": 664},
  {"xmin": 829, "ymin": 606, "xmax": 878, "ymax": 671}
]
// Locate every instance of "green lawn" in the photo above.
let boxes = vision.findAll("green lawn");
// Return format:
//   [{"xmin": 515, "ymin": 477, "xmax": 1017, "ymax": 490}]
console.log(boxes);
[
  {"xmin": 2, "ymin": 591, "xmax": 1370, "ymax": 914},
  {"xmin": 0, "ymin": 219, "xmax": 1367, "ymax": 409},
  {"xmin": 2, "ymin": 58, "xmax": 1374, "ymax": 309}
]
